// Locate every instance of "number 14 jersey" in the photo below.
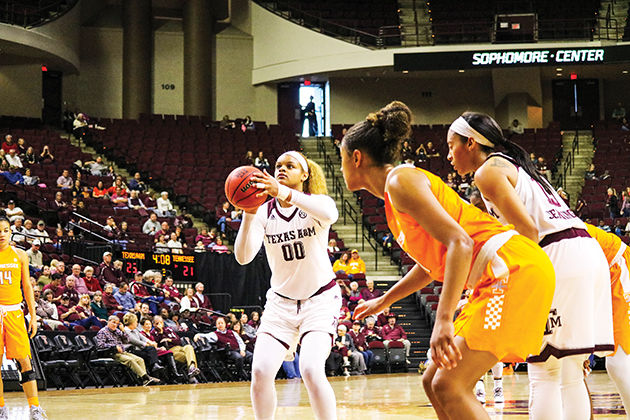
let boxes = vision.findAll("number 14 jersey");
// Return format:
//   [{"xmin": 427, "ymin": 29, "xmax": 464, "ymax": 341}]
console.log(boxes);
[
  {"xmin": 253, "ymin": 198, "xmax": 337, "ymax": 300},
  {"xmin": 0, "ymin": 246, "xmax": 23, "ymax": 305}
]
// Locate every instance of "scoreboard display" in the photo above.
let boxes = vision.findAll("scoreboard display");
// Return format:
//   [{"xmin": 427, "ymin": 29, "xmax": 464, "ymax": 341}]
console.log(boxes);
[{"xmin": 121, "ymin": 251, "xmax": 196, "ymax": 281}]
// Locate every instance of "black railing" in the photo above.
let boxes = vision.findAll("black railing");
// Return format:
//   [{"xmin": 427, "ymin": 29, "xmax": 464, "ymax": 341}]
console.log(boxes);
[
  {"xmin": 254, "ymin": 0, "xmax": 401, "ymax": 48},
  {"xmin": 0, "ymin": 0, "xmax": 79, "ymax": 28},
  {"xmin": 556, "ymin": 130, "xmax": 580, "ymax": 190}
]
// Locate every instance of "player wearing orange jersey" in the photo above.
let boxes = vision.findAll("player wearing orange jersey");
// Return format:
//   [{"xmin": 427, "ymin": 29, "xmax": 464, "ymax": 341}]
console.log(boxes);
[
  {"xmin": 0, "ymin": 215, "xmax": 46, "ymax": 420},
  {"xmin": 585, "ymin": 223, "xmax": 630, "ymax": 416},
  {"xmin": 341, "ymin": 102, "xmax": 555, "ymax": 420}
]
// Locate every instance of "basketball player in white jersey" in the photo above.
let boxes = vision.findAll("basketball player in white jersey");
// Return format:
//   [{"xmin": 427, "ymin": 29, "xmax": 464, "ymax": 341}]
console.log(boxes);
[
  {"xmin": 234, "ymin": 151, "xmax": 341, "ymax": 420},
  {"xmin": 446, "ymin": 112, "xmax": 614, "ymax": 420}
]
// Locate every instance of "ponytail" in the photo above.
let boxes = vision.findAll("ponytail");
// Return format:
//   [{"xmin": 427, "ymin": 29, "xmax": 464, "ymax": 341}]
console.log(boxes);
[
  {"xmin": 461, "ymin": 112, "xmax": 554, "ymax": 194},
  {"xmin": 304, "ymin": 158, "xmax": 328, "ymax": 195}
]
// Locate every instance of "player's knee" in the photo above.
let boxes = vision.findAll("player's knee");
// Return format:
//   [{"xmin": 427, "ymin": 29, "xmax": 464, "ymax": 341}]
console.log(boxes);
[
  {"xmin": 19, "ymin": 369, "xmax": 36, "ymax": 384},
  {"xmin": 422, "ymin": 369, "xmax": 434, "ymax": 394},
  {"xmin": 299, "ymin": 362, "xmax": 322, "ymax": 384},
  {"xmin": 431, "ymin": 373, "xmax": 458, "ymax": 403},
  {"xmin": 251, "ymin": 362, "xmax": 275, "ymax": 384}
]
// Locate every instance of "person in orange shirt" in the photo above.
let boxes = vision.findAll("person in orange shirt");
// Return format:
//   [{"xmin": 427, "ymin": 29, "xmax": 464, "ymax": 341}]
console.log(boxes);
[
  {"xmin": 341, "ymin": 101, "xmax": 555, "ymax": 420},
  {"xmin": 346, "ymin": 249, "xmax": 366, "ymax": 277},
  {"xmin": 0, "ymin": 215, "xmax": 46, "ymax": 420},
  {"xmin": 585, "ymin": 223, "xmax": 630, "ymax": 413}
]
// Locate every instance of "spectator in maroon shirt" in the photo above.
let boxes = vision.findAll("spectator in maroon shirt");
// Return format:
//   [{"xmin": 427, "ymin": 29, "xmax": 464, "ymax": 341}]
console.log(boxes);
[
  {"xmin": 152, "ymin": 316, "xmax": 200, "ymax": 380},
  {"xmin": 154, "ymin": 221, "xmax": 170, "ymax": 242},
  {"xmin": 58, "ymin": 294, "xmax": 102, "ymax": 330},
  {"xmin": 361, "ymin": 316, "xmax": 382, "ymax": 344},
  {"xmin": 193, "ymin": 282, "xmax": 212, "ymax": 310},
  {"xmin": 216, "ymin": 201, "xmax": 232, "ymax": 237},
  {"xmin": 194, "ymin": 317, "xmax": 251, "ymax": 380},
  {"xmin": 2, "ymin": 134, "xmax": 18, "ymax": 154},
  {"xmin": 195, "ymin": 227, "xmax": 215, "ymax": 247},
  {"xmin": 161, "ymin": 276, "xmax": 182, "ymax": 304},
  {"xmin": 381, "ymin": 315, "xmax": 411, "ymax": 363},
  {"xmin": 377, "ymin": 307, "xmax": 396, "ymax": 327},
  {"xmin": 360, "ymin": 278, "xmax": 383, "ymax": 302},
  {"xmin": 247, "ymin": 311, "xmax": 260, "ymax": 331},
  {"xmin": 345, "ymin": 281, "xmax": 362, "ymax": 311},
  {"xmin": 59, "ymin": 276, "xmax": 80, "ymax": 306},
  {"xmin": 42, "ymin": 274, "xmax": 64, "ymax": 303},
  {"xmin": 349, "ymin": 321, "xmax": 373, "ymax": 369},
  {"xmin": 83, "ymin": 266, "xmax": 102, "ymax": 294},
  {"xmin": 339, "ymin": 304, "xmax": 351, "ymax": 323},
  {"xmin": 96, "ymin": 251, "xmax": 119, "ymax": 287},
  {"xmin": 103, "ymin": 283, "xmax": 123, "ymax": 314}
]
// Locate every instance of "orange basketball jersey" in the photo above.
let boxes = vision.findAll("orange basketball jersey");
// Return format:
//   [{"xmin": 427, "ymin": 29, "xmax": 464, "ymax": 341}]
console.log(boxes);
[
  {"xmin": 585, "ymin": 223, "xmax": 630, "ymax": 355},
  {"xmin": 0, "ymin": 246, "xmax": 24, "ymax": 306},
  {"xmin": 384, "ymin": 167, "xmax": 513, "ymax": 282}
]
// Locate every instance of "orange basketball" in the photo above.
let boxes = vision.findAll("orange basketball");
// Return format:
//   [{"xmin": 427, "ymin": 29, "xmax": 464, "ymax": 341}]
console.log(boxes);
[{"xmin": 224, "ymin": 166, "xmax": 268, "ymax": 212}]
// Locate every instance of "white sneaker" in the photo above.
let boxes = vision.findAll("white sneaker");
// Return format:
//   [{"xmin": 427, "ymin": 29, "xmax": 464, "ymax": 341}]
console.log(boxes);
[
  {"xmin": 30, "ymin": 406, "xmax": 48, "ymax": 420},
  {"xmin": 475, "ymin": 380, "xmax": 486, "ymax": 404},
  {"xmin": 494, "ymin": 386, "xmax": 504, "ymax": 404},
  {"xmin": 0, "ymin": 406, "xmax": 7, "ymax": 420}
]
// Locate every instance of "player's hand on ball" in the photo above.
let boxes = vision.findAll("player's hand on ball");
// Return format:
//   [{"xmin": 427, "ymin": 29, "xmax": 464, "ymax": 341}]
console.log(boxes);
[
  {"xmin": 353, "ymin": 296, "xmax": 387, "ymax": 320},
  {"xmin": 429, "ymin": 319, "xmax": 461, "ymax": 370},
  {"xmin": 251, "ymin": 170, "xmax": 279, "ymax": 198}
]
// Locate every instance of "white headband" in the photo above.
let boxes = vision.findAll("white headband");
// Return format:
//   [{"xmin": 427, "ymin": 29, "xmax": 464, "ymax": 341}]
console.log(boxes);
[
  {"xmin": 279, "ymin": 151, "xmax": 309, "ymax": 173},
  {"xmin": 449, "ymin": 116, "xmax": 495, "ymax": 148}
]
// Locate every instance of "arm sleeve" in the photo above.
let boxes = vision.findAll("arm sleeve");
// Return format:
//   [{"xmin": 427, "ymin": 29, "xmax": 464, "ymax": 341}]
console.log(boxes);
[
  {"xmin": 199, "ymin": 332, "xmax": 218, "ymax": 344},
  {"xmin": 285, "ymin": 192, "xmax": 338, "ymax": 226},
  {"xmin": 233, "ymin": 208, "xmax": 266, "ymax": 265}
]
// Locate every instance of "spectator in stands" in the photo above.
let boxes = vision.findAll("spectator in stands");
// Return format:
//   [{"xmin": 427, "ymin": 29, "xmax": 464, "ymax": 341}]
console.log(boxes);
[
  {"xmin": 425, "ymin": 141, "xmax": 440, "ymax": 158},
  {"xmin": 174, "ymin": 212, "xmax": 193, "ymax": 229},
  {"xmin": 575, "ymin": 198, "xmax": 589, "ymax": 220},
  {"xmin": 127, "ymin": 172, "xmax": 147, "ymax": 192},
  {"xmin": 622, "ymin": 191, "xmax": 630, "ymax": 217},
  {"xmin": 92, "ymin": 180, "xmax": 107, "ymax": 199},
  {"xmin": 155, "ymin": 235, "xmax": 169, "ymax": 253},
  {"xmin": 349, "ymin": 321, "xmax": 373, "ymax": 369},
  {"xmin": 104, "ymin": 216, "xmax": 121, "ymax": 241},
  {"xmin": 220, "ymin": 115, "xmax": 236, "ymax": 130},
  {"xmin": 360, "ymin": 278, "xmax": 383, "ymax": 302},
  {"xmin": 254, "ymin": 151, "xmax": 270, "ymax": 172},
  {"xmin": 347, "ymin": 249, "xmax": 366, "ymax": 278},
  {"xmin": 114, "ymin": 282, "xmax": 136, "ymax": 311},
  {"xmin": 84, "ymin": 156, "xmax": 108, "ymax": 176},
  {"xmin": 195, "ymin": 227, "xmax": 215, "ymax": 247},
  {"xmin": 173, "ymin": 226, "xmax": 187, "ymax": 246},
  {"xmin": 23, "ymin": 219, "xmax": 38, "ymax": 244},
  {"xmin": 152, "ymin": 316, "xmax": 201, "ymax": 380},
  {"xmin": 381, "ymin": 314, "xmax": 411, "ymax": 364},
  {"xmin": 36, "ymin": 289, "xmax": 66, "ymax": 330},
  {"xmin": 154, "ymin": 221, "xmax": 170, "ymax": 242},
  {"xmin": 210, "ymin": 237, "xmax": 229, "ymax": 253},
  {"xmin": 243, "ymin": 150, "xmax": 255, "ymax": 166},
  {"xmin": 613, "ymin": 102, "xmax": 626, "ymax": 121},
  {"xmin": 336, "ymin": 324, "xmax": 366, "ymax": 374},
  {"xmin": 11, "ymin": 218, "xmax": 26, "ymax": 243},
  {"xmin": 240, "ymin": 313, "xmax": 257, "ymax": 337},
  {"xmin": 107, "ymin": 177, "xmax": 127, "ymax": 196},
  {"xmin": 401, "ymin": 140, "xmax": 414, "ymax": 164},
  {"xmin": 110, "ymin": 187, "xmax": 128, "ymax": 208},
  {"xmin": 606, "ymin": 187, "xmax": 620, "ymax": 219},
  {"xmin": 507, "ymin": 119, "xmax": 524, "ymax": 136},
  {"xmin": 102, "ymin": 283, "xmax": 123, "ymax": 314},
  {"xmin": 97, "ymin": 251, "xmax": 118, "ymax": 287},
  {"xmin": 16, "ymin": 137, "xmax": 25, "ymax": 156},
  {"xmin": 90, "ymin": 291, "xmax": 108, "ymax": 320},
  {"xmin": 1, "ymin": 165, "xmax": 24, "ymax": 185},
  {"xmin": 156, "ymin": 191, "xmax": 175, "ymax": 217},
  {"xmin": 327, "ymin": 239, "xmax": 339, "ymax": 263},
  {"xmin": 216, "ymin": 201, "xmax": 232, "ymax": 237},
  {"xmin": 614, "ymin": 220, "xmax": 625, "ymax": 237},
  {"xmin": 128, "ymin": 190, "xmax": 147, "ymax": 214},
  {"xmin": 377, "ymin": 306, "xmax": 395, "ymax": 327},
  {"xmin": 622, "ymin": 117, "xmax": 630, "ymax": 132},
  {"xmin": 23, "ymin": 146, "xmax": 37, "ymax": 165},
  {"xmin": 333, "ymin": 252, "xmax": 349, "ymax": 275},
  {"xmin": 59, "ymin": 276, "xmax": 80, "ymax": 306},
  {"xmin": 36, "ymin": 266, "xmax": 52, "ymax": 288},
  {"xmin": 56, "ymin": 169, "xmax": 73, "ymax": 189},
  {"xmin": 22, "ymin": 168, "xmax": 38, "ymax": 186},
  {"xmin": 121, "ymin": 313, "xmax": 168, "ymax": 377},
  {"xmin": 339, "ymin": 303, "xmax": 351, "ymax": 323},
  {"xmin": 42, "ymin": 273, "xmax": 63, "ymax": 301},
  {"xmin": 61, "ymin": 293, "xmax": 102, "ymax": 330},
  {"xmin": 167, "ymin": 232, "xmax": 184, "ymax": 254},
  {"xmin": 51, "ymin": 260, "xmax": 66, "ymax": 276},
  {"xmin": 5, "ymin": 200, "xmax": 24, "ymax": 222},
  {"xmin": 382, "ymin": 231, "xmax": 393, "ymax": 250},
  {"xmin": 1, "ymin": 134, "xmax": 17, "ymax": 154},
  {"xmin": 342, "ymin": 281, "xmax": 362, "ymax": 311},
  {"xmin": 162, "ymin": 276, "xmax": 181, "ymax": 304},
  {"xmin": 66, "ymin": 264, "xmax": 87, "ymax": 294},
  {"xmin": 585, "ymin": 164, "xmax": 598, "ymax": 181},
  {"xmin": 195, "ymin": 317, "xmax": 251, "ymax": 380},
  {"xmin": 362, "ymin": 316, "xmax": 382, "ymax": 344},
  {"xmin": 34, "ymin": 220, "xmax": 51, "ymax": 243},
  {"xmin": 143, "ymin": 213, "xmax": 160, "ymax": 235},
  {"xmin": 193, "ymin": 282, "xmax": 212, "ymax": 310},
  {"xmin": 5, "ymin": 148, "xmax": 22, "ymax": 168},
  {"xmin": 38, "ymin": 145, "xmax": 54, "ymax": 163},
  {"xmin": 83, "ymin": 266, "xmax": 101, "ymax": 294},
  {"xmin": 95, "ymin": 315, "xmax": 160, "ymax": 386},
  {"xmin": 194, "ymin": 241, "xmax": 206, "ymax": 252},
  {"xmin": 536, "ymin": 157, "xmax": 552, "ymax": 181},
  {"xmin": 26, "ymin": 239, "xmax": 43, "ymax": 271}
]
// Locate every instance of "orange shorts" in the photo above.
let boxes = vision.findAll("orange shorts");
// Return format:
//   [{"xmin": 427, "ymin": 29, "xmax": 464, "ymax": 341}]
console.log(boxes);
[
  {"xmin": 0, "ymin": 309, "xmax": 31, "ymax": 359},
  {"xmin": 610, "ymin": 248, "xmax": 630, "ymax": 356},
  {"xmin": 454, "ymin": 235, "xmax": 555, "ymax": 363}
]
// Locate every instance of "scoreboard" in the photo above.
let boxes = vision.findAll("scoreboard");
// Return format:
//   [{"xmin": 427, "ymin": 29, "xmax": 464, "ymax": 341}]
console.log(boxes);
[{"xmin": 121, "ymin": 251, "xmax": 196, "ymax": 281}]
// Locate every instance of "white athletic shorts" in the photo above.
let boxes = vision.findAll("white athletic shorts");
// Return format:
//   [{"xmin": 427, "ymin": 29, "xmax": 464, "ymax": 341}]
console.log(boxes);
[
  {"xmin": 528, "ymin": 236, "xmax": 614, "ymax": 362},
  {"xmin": 257, "ymin": 284, "xmax": 342, "ymax": 356}
]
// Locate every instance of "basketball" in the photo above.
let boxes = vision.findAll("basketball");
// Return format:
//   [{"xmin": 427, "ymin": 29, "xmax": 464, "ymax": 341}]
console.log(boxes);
[{"xmin": 224, "ymin": 166, "xmax": 268, "ymax": 211}]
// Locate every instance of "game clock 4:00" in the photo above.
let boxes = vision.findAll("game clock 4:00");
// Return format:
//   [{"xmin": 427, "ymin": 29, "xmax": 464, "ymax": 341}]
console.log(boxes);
[{"xmin": 121, "ymin": 251, "xmax": 196, "ymax": 281}]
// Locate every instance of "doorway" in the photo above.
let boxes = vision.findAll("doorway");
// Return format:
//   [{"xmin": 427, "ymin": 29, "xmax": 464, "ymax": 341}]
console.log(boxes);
[
  {"xmin": 552, "ymin": 78, "xmax": 599, "ymax": 130},
  {"xmin": 42, "ymin": 70, "xmax": 62, "ymax": 127},
  {"xmin": 299, "ymin": 82, "xmax": 330, "ymax": 137}
]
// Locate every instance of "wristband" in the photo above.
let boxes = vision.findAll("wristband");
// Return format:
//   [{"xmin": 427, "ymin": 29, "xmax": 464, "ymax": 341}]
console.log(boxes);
[{"xmin": 277, "ymin": 184, "xmax": 292, "ymax": 202}]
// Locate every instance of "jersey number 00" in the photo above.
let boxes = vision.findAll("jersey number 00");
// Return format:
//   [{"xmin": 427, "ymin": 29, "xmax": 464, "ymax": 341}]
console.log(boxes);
[{"xmin": 281, "ymin": 241, "xmax": 306, "ymax": 261}]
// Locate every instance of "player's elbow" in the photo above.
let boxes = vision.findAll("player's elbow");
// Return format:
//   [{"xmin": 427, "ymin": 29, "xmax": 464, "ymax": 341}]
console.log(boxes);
[{"xmin": 449, "ymin": 234, "xmax": 474, "ymax": 256}]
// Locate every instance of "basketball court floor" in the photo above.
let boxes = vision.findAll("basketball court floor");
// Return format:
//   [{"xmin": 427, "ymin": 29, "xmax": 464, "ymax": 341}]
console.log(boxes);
[{"xmin": 3, "ymin": 371, "xmax": 626, "ymax": 419}]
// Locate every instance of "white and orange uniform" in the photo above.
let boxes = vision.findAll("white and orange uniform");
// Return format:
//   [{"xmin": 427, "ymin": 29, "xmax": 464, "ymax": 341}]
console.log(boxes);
[{"xmin": 0, "ymin": 246, "xmax": 30, "ymax": 359}]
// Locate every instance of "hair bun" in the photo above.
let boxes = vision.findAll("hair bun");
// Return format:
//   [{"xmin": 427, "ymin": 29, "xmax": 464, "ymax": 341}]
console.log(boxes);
[{"xmin": 379, "ymin": 101, "xmax": 411, "ymax": 143}]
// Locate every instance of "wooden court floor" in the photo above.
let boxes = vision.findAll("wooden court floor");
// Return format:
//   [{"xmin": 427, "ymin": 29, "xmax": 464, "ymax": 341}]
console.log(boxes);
[{"xmin": 3, "ymin": 371, "xmax": 627, "ymax": 419}]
